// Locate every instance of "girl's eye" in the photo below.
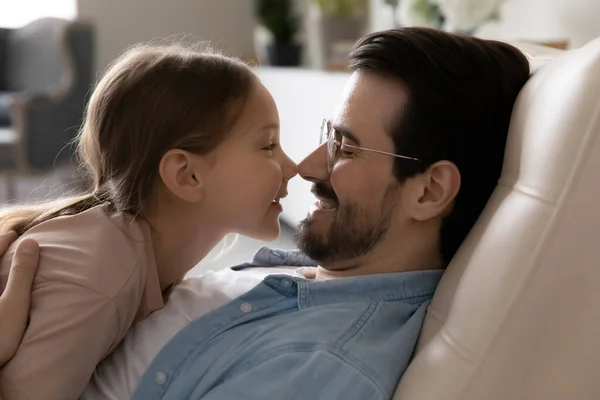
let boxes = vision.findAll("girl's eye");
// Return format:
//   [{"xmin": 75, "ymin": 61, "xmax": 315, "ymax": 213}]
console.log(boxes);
[{"xmin": 263, "ymin": 143, "xmax": 277, "ymax": 151}]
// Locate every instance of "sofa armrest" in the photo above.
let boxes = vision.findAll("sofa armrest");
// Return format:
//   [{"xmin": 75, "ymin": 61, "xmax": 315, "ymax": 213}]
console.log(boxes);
[{"xmin": 9, "ymin": 90, "xmax": 79, "ymax": 171}]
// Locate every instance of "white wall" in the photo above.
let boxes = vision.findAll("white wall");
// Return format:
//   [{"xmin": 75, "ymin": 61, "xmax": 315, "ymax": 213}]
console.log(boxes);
[
  {"xmin": 369, "ymin": 0, "xmax": 600, "ymax": 49},
  {"xmin": 78, "ymin": 0, "xmax": 257, "ymax": 73},
  {"xmin": 257, "ymin": 68, "xmax": 351, "ymax": 226},
  {"xmin": 0, "ymin": 0, "xmax": 76, "ymax": 28}
]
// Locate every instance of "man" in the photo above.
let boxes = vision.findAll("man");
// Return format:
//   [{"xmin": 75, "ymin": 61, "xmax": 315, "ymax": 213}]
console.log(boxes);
[
  {"xmin": 125, "ymin": 28, "xmax": 530, "ymax": 399},
  {"xmin": 13, "ymin": 27, "xmax": 532, "ymax": 400}
]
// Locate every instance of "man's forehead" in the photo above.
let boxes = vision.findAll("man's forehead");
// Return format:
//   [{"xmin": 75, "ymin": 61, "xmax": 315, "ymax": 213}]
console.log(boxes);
[{"xmin": 333, "ymin": 71, "xmax": 407, "ymax": 142}]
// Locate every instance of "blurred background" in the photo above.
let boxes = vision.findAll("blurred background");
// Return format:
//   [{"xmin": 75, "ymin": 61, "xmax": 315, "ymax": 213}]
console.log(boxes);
[{"xmin": 0, "ymin": 0, "xmax": 597, "ymax": 274}]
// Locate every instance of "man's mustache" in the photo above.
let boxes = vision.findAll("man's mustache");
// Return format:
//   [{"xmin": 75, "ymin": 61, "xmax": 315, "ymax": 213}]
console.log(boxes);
[{"xmin": 311, "ymin": 183, "xmax": 338, "ymax": 202}]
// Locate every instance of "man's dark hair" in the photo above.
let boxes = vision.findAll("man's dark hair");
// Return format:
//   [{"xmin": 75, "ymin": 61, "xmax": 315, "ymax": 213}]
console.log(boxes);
[{"xmin": 349, "ymin": 27, "xmax": 530, "ymax": 264}]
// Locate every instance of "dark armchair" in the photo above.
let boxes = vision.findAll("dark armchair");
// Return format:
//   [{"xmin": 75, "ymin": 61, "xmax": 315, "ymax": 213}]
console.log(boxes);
[{"xmin": 0, "ymin": 18, "xmax": 94, "ymax": 199}]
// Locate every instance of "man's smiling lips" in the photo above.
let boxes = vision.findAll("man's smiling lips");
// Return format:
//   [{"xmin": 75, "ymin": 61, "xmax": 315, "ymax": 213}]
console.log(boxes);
[
  {"xmin": 315, "ymin": 197, "xmax": 336, "ymax": 210},
  {"xmin": 309, "ymin": 195, "xmax": 338, "ymax": 217}
]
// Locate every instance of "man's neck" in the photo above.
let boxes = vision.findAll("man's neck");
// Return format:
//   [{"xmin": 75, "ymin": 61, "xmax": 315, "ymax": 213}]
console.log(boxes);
[{"xmin": 315, "ymin": 228, "xmax": 444, "ymax": 280}]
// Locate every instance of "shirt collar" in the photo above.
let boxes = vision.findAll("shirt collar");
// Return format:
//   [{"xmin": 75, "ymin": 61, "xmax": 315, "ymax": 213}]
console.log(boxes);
[
  {"xmin": 264, "ymin": 269, "xmax": 443, "ymax": 308},
  {"xmin": 231, "ymin": 247, "xmax": 317, "ymax": 270}
]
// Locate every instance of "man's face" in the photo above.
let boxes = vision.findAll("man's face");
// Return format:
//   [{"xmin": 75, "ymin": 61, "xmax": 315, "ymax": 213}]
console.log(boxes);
[{"xmin": 295, "ymin": 71, "xmax": 409, "ymax": 267}]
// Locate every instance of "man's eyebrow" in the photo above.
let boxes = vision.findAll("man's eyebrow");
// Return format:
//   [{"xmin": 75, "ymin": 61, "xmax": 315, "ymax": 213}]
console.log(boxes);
[{"xmin": 332, "ymin": 124, "xmax": 361, "ymax": 146}]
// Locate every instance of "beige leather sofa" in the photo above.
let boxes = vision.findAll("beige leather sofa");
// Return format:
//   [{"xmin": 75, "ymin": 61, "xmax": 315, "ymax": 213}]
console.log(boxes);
[{"xmin": 395, "ymin": 38, "xmax": 600, "ymax": 400}]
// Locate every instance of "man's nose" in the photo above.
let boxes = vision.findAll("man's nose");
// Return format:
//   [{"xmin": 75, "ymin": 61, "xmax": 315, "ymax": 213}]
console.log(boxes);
[{"xmin": 297, "ymin": 143, "xmax": 329, "ymax": 184}]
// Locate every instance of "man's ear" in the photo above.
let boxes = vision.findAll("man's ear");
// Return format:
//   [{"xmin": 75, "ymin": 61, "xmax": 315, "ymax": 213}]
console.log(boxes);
[
  {"xmin": 158, "ymin": 149, "xmax": 204, "ymax": 203},
  {"xmin": 406, "ymin": 161, "xmax": 461, "ymax": 221}
]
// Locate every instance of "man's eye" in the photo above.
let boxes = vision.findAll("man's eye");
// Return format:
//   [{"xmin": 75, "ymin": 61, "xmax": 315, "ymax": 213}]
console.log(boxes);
[{"xmin": 339, "ymin": 144, "xmax": 353, "ymax": 157}]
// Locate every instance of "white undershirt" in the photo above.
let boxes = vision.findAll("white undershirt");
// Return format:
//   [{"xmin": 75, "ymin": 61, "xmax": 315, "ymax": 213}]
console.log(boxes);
[{"xmin": 81, "ymin": 266, "xmax": 312, "ymax": 400}]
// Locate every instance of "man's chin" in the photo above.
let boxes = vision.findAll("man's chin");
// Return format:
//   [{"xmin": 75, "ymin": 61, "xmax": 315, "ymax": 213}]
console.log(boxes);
[
  {"xmin": 301, "ymin": 211, "xmax": 336, "ymax": 238},
  {"xmin": 295, "ymin": 217, "xmax": 326, "ymax": 252}
]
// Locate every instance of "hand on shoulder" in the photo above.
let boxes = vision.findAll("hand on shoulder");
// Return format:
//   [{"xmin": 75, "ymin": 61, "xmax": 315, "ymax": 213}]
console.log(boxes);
[{"xmin": 0, "ymin": 232, "xmax": 39, "ymax": 367}]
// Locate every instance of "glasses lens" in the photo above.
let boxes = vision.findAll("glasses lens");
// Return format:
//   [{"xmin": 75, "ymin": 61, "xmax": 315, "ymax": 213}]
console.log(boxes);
[
  {"xmin": 320, "ymin": 119, "xmax": 327, "ymax": 145},
  {"xmin": 328, "ymin": 123, "xmax": 336, "ymax": 172},
  {"xmin": 320, "ymin": 119, "xmax": 333, "ymax": 172}
]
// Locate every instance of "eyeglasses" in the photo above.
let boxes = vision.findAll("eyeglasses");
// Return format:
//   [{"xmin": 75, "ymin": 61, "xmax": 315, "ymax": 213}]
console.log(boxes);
[{"xmin": 319, "ymin": 119, "xmax": 422, "ymax": 173}]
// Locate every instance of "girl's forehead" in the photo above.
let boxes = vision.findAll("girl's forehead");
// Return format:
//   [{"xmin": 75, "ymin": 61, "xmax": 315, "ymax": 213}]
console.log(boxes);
[{"xmin": 228, "ymin": 84, "xmax": 280, "ymax": 137}]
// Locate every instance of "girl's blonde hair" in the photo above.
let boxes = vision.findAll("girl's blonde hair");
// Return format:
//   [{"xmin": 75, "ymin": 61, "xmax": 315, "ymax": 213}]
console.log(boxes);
[{"xmin": 0, "ymin": 44, "xmax": 257, "ymax": 235}]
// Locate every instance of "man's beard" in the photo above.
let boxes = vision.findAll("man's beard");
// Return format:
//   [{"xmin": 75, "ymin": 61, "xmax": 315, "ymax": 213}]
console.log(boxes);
[{"xmin": 294, "ymin": 183, "xmax": 397, "ymax": 265}]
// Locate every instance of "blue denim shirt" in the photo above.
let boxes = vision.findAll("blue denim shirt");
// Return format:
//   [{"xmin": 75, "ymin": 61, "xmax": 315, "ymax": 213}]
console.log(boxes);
[{"xmin": 133, "ymin": 248, "xmax": 443, "ymax": 400}]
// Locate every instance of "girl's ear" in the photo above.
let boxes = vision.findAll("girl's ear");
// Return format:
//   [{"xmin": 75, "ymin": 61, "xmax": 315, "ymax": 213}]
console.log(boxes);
[{"xmin": 158, "ymin": 150, "xmax": 204, "ymax": 203}]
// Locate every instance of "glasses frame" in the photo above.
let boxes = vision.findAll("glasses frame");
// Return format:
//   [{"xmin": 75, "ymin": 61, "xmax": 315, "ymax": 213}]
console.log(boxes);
[{"xmin": 319, "ymin": 119, "xmax": 422, "ymax": 173}]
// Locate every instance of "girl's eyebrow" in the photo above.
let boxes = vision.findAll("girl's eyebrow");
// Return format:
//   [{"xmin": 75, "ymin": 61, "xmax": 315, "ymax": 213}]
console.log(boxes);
[{"xmin": 259, "ymin": 122, "xmax": 280, "ymax": 132}]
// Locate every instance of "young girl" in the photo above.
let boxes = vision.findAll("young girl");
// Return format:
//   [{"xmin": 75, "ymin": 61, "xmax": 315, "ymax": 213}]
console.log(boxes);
[{"xmin": 0, "ymin": 44, "xmax": 296, "ymax": 399}]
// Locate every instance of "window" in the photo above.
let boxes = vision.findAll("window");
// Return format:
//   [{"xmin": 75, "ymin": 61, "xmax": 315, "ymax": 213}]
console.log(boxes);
[{"xmin": 0, "ymin": 0, "xmax": 76, "ymax": 29}]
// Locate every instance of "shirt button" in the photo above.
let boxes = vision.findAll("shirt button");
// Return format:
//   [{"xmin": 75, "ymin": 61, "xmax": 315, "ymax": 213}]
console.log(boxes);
[
  {"xmin": 282, "ymin": 279, "xmax": 292, "ymax": 288},
  {"xmin": 240, "ymin": 302, "xmax": 253, "ymax": 313},
  {"xmin": 155, "ymin": 371, "xmax": 167, "ymax": 385}
]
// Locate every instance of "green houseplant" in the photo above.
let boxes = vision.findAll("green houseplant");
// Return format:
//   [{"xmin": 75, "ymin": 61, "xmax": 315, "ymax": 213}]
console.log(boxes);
[
  {"xmin": 311, "ymin": 0, "xmax": 368, "ymax": 16},
  {"xmin": 308, "ymin": 0, "xmax": 367, "ymax": 69},
  {"xmin": 383, "ymin": 0, "xmax": 505, "ymax": 34},
  {"xmin": 255, "ymin": 0, "xmax": 302, "ymax": 66}
]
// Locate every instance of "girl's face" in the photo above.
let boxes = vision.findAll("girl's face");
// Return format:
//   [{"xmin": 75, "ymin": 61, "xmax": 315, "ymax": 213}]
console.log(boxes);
[{"xmin": 199, "ymin": 82, "xmax": 297, "ymax": 240}]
